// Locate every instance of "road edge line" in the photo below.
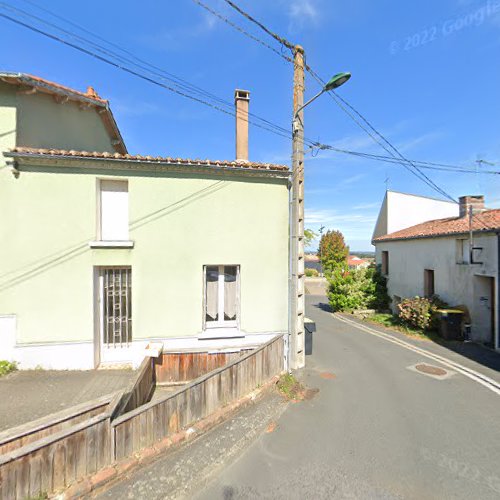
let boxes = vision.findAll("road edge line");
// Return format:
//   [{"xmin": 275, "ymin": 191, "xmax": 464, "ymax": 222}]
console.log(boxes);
[{"xmin": 334, "ymin": 313, "xmax": 500, "ymax": 397}]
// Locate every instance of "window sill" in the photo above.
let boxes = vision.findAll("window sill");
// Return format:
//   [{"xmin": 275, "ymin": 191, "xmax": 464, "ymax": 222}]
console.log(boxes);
[
  {"xmin": 199, "ymin": 327, "xmax": 244, "ymax": 340},
  {"xmin": 89, "ymin": 240, "xmax": 134, "ymax": 249}
]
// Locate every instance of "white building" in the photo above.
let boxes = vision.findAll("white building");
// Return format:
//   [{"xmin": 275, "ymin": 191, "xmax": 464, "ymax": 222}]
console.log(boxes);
[
  {"xmin": 373, "ymin": 195, "xmax": 499, "ymax": 349},
  {"xmin": 372, "ymin": 190, "xmax": 459, "ymax": 241}
]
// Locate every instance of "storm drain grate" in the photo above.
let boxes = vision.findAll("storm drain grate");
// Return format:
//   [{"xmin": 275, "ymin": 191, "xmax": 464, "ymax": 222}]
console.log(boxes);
[{"xmin": 407, "ymin": 362, "xmax": 455, "ymax": 380}]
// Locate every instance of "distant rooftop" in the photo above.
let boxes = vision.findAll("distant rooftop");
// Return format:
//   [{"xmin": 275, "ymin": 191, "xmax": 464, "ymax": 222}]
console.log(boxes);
[{"xmin": 374, "ymin": 209, "xmax": 500, "ymax": 242}]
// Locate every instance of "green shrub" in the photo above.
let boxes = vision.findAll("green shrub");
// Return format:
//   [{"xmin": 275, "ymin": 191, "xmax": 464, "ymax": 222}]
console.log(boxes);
[
  {"xmin": 365, "ymin": 265, "xmax": 390, "ymax": 310},
  {"xmin": 397, "ymin": 295, "xmax": 447, "ymax": 330},
  {"xmin": 327, "ymin": 265, "xmax": 390, "ymax": 313},
  {"xmin": 328, "ymin": 268, "xmax": 369, "ymax": 311},
  {"xmin": 0, "ymin": 360, "xmax": 17, "ymax": 377},
  {"xmin": 305, "ymin": 268, "xmax": 319, "ymax": 277}
]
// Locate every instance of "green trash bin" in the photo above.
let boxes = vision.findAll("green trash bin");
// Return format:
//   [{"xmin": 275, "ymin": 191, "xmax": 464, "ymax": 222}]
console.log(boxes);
[{"xmin": 436, "ymin": 309, "xmax": 464, "ymax": 340}]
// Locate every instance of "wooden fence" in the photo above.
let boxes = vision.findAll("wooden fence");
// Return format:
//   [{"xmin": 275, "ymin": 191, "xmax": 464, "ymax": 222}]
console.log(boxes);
[
  {"xmin": 0, "ymin": 393, "xmax": 115, "ymax": 456},
  {"xmin": 114, "ymin": 357, "xmax": 155, "ymax": 416},
  {"xmin": 113, "ymin": 336, "xmax": 284, "ymax": 460},
  {"xmin": 0, "ymin": 411, "xmax": 113, "ymax": 499},
  {"xmin": 0, "ymin": 335, "xmax": 284, "ymax": 499},
  {"xmin": 154, "ymin": 350, "xmax": 246, "ymax": 384}
]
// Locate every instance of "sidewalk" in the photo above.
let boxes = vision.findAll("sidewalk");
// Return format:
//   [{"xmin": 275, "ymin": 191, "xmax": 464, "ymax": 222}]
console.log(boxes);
[
  {"xmin": 95, "ymin": 387, "xmax": 288, "ymax": 500},
  {"xmin": 0, "ymin": 369, "xmax": 135, "ymax": 431}
]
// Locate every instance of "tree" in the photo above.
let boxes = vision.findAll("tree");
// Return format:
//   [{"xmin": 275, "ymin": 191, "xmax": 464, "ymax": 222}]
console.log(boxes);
[
  {"xmin": 304, "ymin": 229, "xmax": 318, "ymax": 249},
  {"xmin": 318, "ymin": 230, "xmax": 349, "ymax": 274}
]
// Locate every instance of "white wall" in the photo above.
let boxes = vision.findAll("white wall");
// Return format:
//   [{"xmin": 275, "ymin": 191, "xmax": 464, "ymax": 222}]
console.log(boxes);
[
  {"xmin": 375, "ymin": 233, "xmax": 498, "ymax": 347},
  {"xmin": 372, "ymin": 191, "xmax": 459, "ymax": 240}
]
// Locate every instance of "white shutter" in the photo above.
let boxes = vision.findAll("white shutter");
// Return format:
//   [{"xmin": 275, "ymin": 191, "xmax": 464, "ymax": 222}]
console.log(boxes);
[{"xmin": 100, "ymin": 180, "xmax": 129, "ymax": 241}]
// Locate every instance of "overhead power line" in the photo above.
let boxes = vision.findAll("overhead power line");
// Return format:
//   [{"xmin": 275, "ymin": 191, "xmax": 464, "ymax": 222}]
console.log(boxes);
[
  {"xmin": 221, "ymin": 0, "xmax": 295, "ymax": 51},
  {"xmin": 0, "ymin": 7, "xmax": 296, "ymax": 143},
  {"xmin": 190, "ymin": 0, "xmax": 292, "ymax": 63},
  {"xmin": 304, "ymin": 66, "xmax": 458, "ymax": 203},
  {"xmin": 209, "ymin": 0, "xmax": 461, "ymax": 203},
  {"xmin": 2, "ymin": 1, "xmax": 295, "ymax": 139},
  {"xmin": 315, "ymin": 145, "xmax": 500, "ymax": 175},
  {"xmin": 3, "ymin": 2, "xmax": 498, "ymax": 189}
]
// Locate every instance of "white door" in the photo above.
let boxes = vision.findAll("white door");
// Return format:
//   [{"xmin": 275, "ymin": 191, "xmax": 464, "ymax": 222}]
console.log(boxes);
[
  {"xmin": 204, "ymin": 265, "xmax": 239, "ymax": 329},
  {"xmin": 98, "ymin": 267, "xmax": 132, "ymax": 362}
]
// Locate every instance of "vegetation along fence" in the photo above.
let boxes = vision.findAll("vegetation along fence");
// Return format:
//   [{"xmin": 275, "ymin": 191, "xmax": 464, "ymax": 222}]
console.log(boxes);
[{"xmin": 0, "ymin": 334, "xmax": 284, "ymax": 499}]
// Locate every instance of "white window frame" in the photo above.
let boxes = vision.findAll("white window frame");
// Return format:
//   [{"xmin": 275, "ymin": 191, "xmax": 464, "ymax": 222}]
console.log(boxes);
[
  {"xmin": 97, "ymin": 179, "xmax": 130, "ymax": 242},
  {"xmin": 456, "ymin": 238, "xmax": 469, "ymax": 264},
  {"xmin": 203, "ymin": 265, "xmax": 240, "ymax": 330}
]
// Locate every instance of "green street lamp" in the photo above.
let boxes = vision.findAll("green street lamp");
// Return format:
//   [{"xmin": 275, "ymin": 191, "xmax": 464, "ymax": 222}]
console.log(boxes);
[{"xmin": 294, "ymin": 72, "xmax": 351, "ymax": 120}]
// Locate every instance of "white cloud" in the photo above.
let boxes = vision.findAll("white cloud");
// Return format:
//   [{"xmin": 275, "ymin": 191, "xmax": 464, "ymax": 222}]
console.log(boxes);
[
  {"xmin": 305, "ymin": 208, "xmax": 376, "ymax": 225},
  {"xmin": 286, "ymin": 0, "xmax": 320, "ymax": 31}
]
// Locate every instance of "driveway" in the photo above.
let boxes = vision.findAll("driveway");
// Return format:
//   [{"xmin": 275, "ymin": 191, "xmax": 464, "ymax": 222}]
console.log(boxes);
[
  {"xmin": 0, "ymin": 369, "xmax": 134, "ymax": 431},
  {"xmin": 198, "ymin": 295, "xmax": 500, "ymax": 499}
]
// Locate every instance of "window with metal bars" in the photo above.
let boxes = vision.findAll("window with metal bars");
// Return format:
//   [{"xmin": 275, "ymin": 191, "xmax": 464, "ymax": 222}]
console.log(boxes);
[{"xmin": 102, "ymin": 268, "xmax": 132, "ymax": 347}]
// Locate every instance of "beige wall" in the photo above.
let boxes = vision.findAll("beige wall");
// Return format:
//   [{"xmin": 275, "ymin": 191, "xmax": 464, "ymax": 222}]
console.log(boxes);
[
  {"xmin": 375, "ymin": 235, "xmax": 498, "ymax": 346},
  {"xmin": 0, "ymin": 81, "xmax": 116, "ymax": 166},
  {"xmin": 0, "ymin": 165, "xmax": 289, "ymax": 348}
]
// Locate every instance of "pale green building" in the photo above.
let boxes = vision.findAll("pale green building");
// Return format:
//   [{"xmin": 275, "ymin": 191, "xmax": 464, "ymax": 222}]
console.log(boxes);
[{"xmin": 0, "ymin": 73, "xmax": 289, "ymax": 369}]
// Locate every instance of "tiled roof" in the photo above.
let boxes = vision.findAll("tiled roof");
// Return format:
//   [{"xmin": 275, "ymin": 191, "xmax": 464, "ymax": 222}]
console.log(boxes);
[
  {"xmin": 348, "ymin": 256, "xmax": 368, "ymax": 265},
  {"xmin": 9, "ymin": 147, "xmax": 290, "ymax": 172},
  {"xmin": 373, "ymin": 209, "xmax": 500, "ymax": 242},
  {"xmin": 0, "ymin": 72, "xmax": 127, "ymax": 154},
  {"xmin": 0, "ymin": 72, "xmax": 107, "ymax": 104}
]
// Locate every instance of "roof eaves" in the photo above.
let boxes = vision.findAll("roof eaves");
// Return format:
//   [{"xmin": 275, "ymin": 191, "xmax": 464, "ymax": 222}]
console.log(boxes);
[
  {"xmin": 5, "ymin": 148, "xmax": 290, "ymax": 177},
  {"xmin": 0, "ymin": 72, "xmax": 127, "ymax": 154},
  {"xmin": 373, "ymin": 228, "xmax": 498, "ymax": 243}
]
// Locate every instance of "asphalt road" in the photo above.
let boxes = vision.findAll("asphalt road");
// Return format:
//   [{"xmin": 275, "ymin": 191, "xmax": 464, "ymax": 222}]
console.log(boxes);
[{"xmin": 197, "ymin": 295, "xmax": 500, "ymax": 500}]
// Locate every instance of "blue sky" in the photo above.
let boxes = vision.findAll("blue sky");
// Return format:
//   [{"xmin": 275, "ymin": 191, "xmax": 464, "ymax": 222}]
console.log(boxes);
[{"xmin": 2, "ymin": 0, "xmax": 500, "ymax": 250}]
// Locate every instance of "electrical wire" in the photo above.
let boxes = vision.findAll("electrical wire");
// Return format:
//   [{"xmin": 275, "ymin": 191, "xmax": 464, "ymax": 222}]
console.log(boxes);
[
  {"xmin": 4, "ymin": 2, "xmax": 498, "ymax": 192},
  {"xmin": 0, "ymin": 10, "xmax": 295, "ymax": 143},
  {"xmin": 213, "ymin": 0, "xmax": 462, "ymax": 203},
  {"xmin": 191, "ymin": 0, "xmax": 292, "ymax": 63},
  {"xmin": 305, "ymin": 66, "xmax": 458, "ymax": 203},
  {"xmin": 1, "ymin": 1, "xmax": 294, "ymax": 140},
  {"xmin": 221, "ymin": 0, "xmax": 295, "ymax": 51}
]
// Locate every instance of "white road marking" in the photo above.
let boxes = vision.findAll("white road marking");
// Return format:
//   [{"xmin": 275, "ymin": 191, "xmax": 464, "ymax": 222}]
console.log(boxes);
[{"xmin": 334, "ymin": 314, "xmax": 500, "ymax": 397}]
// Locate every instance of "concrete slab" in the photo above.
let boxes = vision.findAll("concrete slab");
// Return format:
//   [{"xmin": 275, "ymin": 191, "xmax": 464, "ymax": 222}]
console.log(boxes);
[{"xmin": 0, "ymin": 369, "xmax": 135, "ymax": 431}]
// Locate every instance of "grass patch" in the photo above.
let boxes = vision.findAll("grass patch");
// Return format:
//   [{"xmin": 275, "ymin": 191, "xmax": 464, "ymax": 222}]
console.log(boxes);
[
  {"xmin": 363, "ymin": 313, "xmax": 441, "ymax": 341},
  {"xmin": 0, "ymin": 360, "xmax": 17, "ymax": 377},
  {"xmin": 27, "ymin": 493, "xmax": 48, "ymax": 500},
  {"xmin": 277, "ymin": 373, "xmax": 304, "ymax": 400}
]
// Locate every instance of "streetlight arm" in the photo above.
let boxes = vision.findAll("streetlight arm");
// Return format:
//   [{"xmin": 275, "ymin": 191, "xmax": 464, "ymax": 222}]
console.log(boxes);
[{"xmin": 294, "ymin": 88, "xmax": 325, "ymax": 120}]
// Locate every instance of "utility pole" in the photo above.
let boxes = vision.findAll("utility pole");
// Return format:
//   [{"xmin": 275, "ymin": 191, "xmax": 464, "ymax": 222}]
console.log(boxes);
[{"xmin": 290, "ymin": 44, "xmax": 305, "ymax": 370}]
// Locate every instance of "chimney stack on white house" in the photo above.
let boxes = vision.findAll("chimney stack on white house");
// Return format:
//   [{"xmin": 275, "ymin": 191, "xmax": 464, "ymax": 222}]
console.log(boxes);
[
  {"xmin": 235, "ymin": 89, "xmax": 250, "ymax": 162},
  {"xmin": 459, "ymin": 195, "xmax": 485, "ymax": 218}
]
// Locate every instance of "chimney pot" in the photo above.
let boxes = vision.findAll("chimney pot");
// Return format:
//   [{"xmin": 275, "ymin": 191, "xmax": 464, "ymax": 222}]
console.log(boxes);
[
  {"xmin": 86, "ymin": 86, "xmax": 99, "ymax": 98},
  {"xmin": 459, "ymin": 195, "xmax": 485, "ymax": 218},
  {"xmin": 235, "ymin": 89, "xmax": 250, "ymax": 162}
]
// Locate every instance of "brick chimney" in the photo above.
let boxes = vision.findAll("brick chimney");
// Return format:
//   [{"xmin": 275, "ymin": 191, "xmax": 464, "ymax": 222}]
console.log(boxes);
[
  {"xmin": 235, "ymin": 89, "xmax": 250, "ymax": 162},
  {"xmin": 459, "ymin": 195, "xmax": 485, "ymax": 218}
]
